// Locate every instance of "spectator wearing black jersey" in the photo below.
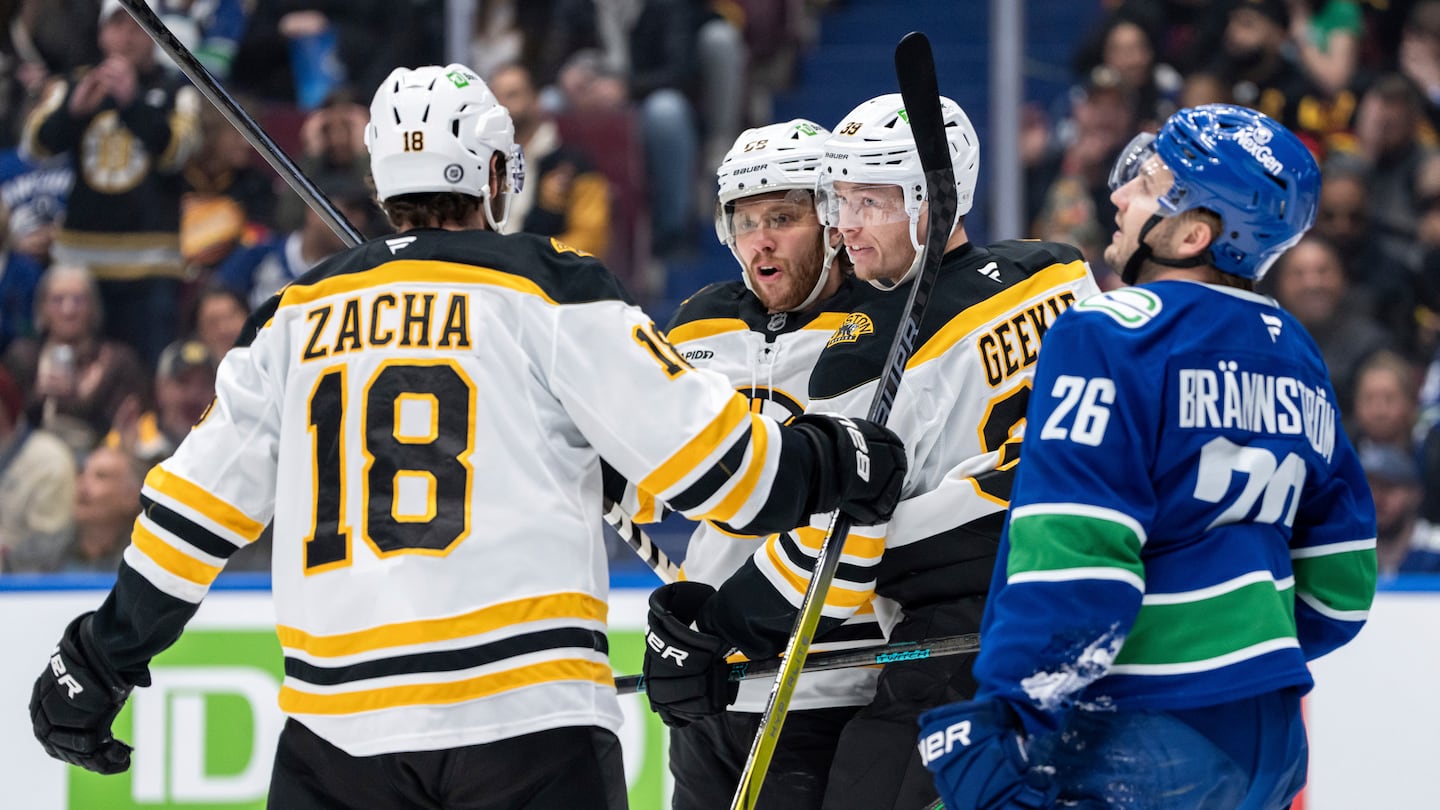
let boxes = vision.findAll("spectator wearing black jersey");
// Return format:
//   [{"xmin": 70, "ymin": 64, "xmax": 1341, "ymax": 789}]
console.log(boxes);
[{"xmin": 21, "ymin": 0, "xmax": 202, "ymax": 367}]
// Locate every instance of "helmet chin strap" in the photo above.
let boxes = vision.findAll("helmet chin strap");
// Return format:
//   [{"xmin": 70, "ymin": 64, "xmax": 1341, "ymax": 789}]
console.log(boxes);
[
  {"xmin": 789, "ymin": 239, "xmax": 840, "ymax": 311},
  {"xmin": 1120, "ymin": 214, "xmax": 1210, "ymax": 285}
]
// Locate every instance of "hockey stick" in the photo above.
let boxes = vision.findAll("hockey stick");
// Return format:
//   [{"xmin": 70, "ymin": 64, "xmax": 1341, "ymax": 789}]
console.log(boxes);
[
  {"xmin": 615, "ymin": 632, "xmax": 978, "ymax": 695},
  {"xmin": 120, "ymin": 0, "xmax": 680, "ymax": 585},
  {"xmin": 729, "ymin": 31, "xmax": 960, "ymax": 809},
  {"xmin": 116, "ymin": 0, "xmax": 360, "ymax": 244},
  {"xmin": 604, "ymin": 499, "xmax": 680, "ymax": 583}
]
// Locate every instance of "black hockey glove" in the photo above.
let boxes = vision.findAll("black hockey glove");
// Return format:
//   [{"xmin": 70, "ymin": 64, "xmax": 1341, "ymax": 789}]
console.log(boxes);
[
  {"xmin": 792, "ymin": 413, "xmax": 907, "ymax": 525},
  {"xmin": 643, "ymin": 581, "xmax": 738, "ymax": 728},
  {"xmin": 31, "ymin": 612, "xmax": 136, "ymax": 775}
]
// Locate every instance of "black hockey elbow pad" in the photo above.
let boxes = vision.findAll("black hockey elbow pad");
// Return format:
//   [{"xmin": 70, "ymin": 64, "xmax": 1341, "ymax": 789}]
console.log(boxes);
[{"xmin": 790, "ymin": 413, "xmax": 906, "ymax": 525}]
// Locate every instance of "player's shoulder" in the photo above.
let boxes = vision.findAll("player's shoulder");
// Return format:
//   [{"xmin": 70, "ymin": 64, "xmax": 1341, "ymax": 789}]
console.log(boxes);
[
  {"xmin": 1058, "ymin": 279, "xmax": 1276, "ymax": 342},
  {"xmin": 237, "ymin": 230, "xmax": 630, "ymax": 347},
  {"xmin": 305, "ymin": 229, "xmax": 630, "ymax": 305},
  {"xmin": 983, "ymin": 238, "xmax": 1088, "ymax": 274},
  {"xmin": 429, "ymin": 229, "xmax": 631, "ymax": 304},
  {"xmin": 668, "ymin": 281, "xmax": 753, "ymax": 327}
]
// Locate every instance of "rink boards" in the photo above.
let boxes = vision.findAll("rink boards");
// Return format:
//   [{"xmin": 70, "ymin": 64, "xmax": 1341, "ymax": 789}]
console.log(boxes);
[{"xmin": 0, "ymin": 575, "xmax": 1433, "ymax": 810}]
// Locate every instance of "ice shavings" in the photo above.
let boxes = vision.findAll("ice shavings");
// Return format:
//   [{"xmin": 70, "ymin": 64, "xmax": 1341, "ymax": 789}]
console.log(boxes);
[{"xmin": 1020, "ymin": 626, "xmax": 1125, "ymax": 713}]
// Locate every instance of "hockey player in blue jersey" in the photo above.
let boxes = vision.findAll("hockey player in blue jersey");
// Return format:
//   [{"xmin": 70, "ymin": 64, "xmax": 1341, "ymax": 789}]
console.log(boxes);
[{"xmin": 918, "ymin": 104, "xmax": 1378, "ymax": 809}]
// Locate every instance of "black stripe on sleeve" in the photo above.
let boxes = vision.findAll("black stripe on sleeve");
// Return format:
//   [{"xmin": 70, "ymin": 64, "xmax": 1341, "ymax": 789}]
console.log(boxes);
[
  {"xmin": 284, "ymin": 628, "xmax": 609, "ymax": 686},
  {"xmin": 815, "ymin": 620, "xmax": 887, "ymax": 645},
  {"xmin": 699, "ymin": 558, "xmax": 849, "ymax": 659},
  {"xmin": 142, "ymin": 495, "xmax": 243, "ymax": 559},
  {"xmin": 666, "ymin": 425, "xmax": 753, "ymax": 512},
  {"xmin": 776, "ymin": 530, "xmax": 877, "ymax": 589}
]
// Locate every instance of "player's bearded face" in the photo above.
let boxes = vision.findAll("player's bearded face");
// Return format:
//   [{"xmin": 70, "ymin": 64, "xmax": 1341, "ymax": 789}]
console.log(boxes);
[{"xmin": 733, "ymin": 192, "xmax": 827, "ymax": 312}]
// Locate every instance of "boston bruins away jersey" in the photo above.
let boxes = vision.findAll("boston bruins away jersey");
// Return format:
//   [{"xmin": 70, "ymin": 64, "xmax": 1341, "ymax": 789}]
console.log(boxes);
[
  {"xmin": 89, "ymin": 229, "xmax": 843, "ymax": 756},
  {"xmin": 662, "ymin": 275, "xmax": 884, "ymax": 712},
  {"xmin": 702, "ymin": 241, "xmax": 1102, "ymax": 655}
]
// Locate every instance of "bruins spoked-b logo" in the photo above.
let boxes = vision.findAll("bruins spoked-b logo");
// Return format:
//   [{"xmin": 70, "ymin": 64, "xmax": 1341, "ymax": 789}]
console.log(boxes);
[
  {"xmin": 827, "ymin": 312, "xmax": 875, "ymax": 347},
  {"xmin": 741, "ymin": 386, "xmax": 804, "ymax": 424},
  {"xmin": 82, "ymin": 111, "xmax": 149, "ymax": 194}
]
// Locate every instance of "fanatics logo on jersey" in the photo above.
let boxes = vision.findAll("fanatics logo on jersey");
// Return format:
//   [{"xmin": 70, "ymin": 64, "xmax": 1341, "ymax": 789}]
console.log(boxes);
[
  {"xmin": 977, "ymin": 261, "xmax": 1001, "ymax": 282},
  {"xmin": 827, "ymin": 312, "xmax": 875, "ymax": 347},
  {"xmin": 1261, "ymin": 313, "xmax": 1283, "ymax": 342},
  {"xmin": 386, "ymin": 236, "xmax": 418, "ymax": 254}
]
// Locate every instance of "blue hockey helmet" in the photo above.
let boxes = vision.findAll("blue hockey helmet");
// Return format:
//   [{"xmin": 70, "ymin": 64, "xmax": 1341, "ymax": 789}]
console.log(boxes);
[{"xmin": 1108, "ymin": 104, "xmax": 1319, "ymax": 282}]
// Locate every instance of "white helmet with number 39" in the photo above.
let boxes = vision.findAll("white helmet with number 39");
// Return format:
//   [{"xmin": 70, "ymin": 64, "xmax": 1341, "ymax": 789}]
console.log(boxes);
[
  {"xmin": 365, "ymin": 64, "xmax": 526, "ymax": 231},
  {"xmin": 714, "ymin": 119, "xmax": 839, "ymax": 310},
  {"xmin": 818, "ymin": 93, "xmax": 978, "ymax": 288}
]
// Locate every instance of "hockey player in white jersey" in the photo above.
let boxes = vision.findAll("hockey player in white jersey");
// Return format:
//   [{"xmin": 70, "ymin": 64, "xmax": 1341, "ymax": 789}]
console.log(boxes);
[
  {"xmin": 919, "ymin": 105, "xmax": 1377, "ymax": 809},
  {"xmin": 27, "ymin": 64, "xmax": 907, "ymax": 810},
  {"xmin": 641, "ymin": 119, "xmax": 887, "ymax": 810},
  {"xmin": 642, "ymin": 94, "xmax": 1102, "ymax": 810}
]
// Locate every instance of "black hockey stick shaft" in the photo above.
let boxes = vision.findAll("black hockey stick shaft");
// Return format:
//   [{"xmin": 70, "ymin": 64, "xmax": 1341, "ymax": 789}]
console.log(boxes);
[
  {"xmin": 122, "ymin": 0, "xmax": 680, "ymax": 584},
  {"xmin": 116, "ymin": 0, "xmax": 362, "ymax": 246},
  {"xmin": 615, "ymin": 632, "xmax": 978, "ymax": 695},
  {"xmin": 730, "ymin": 31, "xmax": 960, "ymax": 809}
]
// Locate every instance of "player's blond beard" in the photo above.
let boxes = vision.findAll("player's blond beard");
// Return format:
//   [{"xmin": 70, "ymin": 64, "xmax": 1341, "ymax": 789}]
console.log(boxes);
[{"xmin": 755, "ymin": 230, "xmax": 827, "ymax": 313}]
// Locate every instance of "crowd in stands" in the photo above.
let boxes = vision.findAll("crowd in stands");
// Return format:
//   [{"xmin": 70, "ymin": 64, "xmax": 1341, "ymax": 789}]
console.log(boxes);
[{"xmin": 2, "ymin": 0, "xmax": 1440, "ymax": 578}]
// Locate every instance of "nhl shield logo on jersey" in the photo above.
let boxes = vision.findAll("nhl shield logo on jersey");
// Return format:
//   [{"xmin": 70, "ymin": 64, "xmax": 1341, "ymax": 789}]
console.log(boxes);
[{"xmin": 827, "ymin": 312, "xmax": 875, "ymax": 347}]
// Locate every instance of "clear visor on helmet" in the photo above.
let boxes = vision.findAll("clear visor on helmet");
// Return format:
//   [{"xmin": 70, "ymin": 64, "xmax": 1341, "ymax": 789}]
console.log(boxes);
[
  {"xmin": 1108, "ymin": 132, "xmax": 1183, "ymax": 211},
  {"xmin": 714, "ymin": 188, "xmax": 818, "ymax": 246},
  {"xmin": 815, "ymin": 179, "xmax": 913, "ymax": 229}
]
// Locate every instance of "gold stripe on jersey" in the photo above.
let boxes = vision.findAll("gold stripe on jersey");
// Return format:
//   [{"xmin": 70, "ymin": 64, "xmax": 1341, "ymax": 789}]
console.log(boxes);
[
  {"xmin": 639, "ymin": 394, "xmax": 753, "ymax": 496},
  {"xmin": 792, "ymin": 524, "xmax": 885, "ymax": 560},
  {"xmin": 145, "ymin": 467, "xmax": 266, "ymax": 542},
  {"xmin": 708, "ymin": 414, "xmax": 771, "ymax": 523},
  {"xmin": 667, "ymin": 317, "xmax": 749, "ymax": 344},
  {"xmin": 280, "ymin": 658, "xmax": 615, "ymax": 715},
  {"xmin": 806, "ymin": 312, "xmax": 853, "ymax": 332},
  {"xmin": 131, "ymin": 522, "xmax": 224, "ymax": 586},
  {"xmin": 760, "ymin": 537, "xmax": 873, "ymax": 609},
  {"xmin": 634, "ymin": 489, "xmax": 662, "ymax": 523},
  {"xmin": 908, "ymin": 259, "xmax": 1090, "ymax": 370},
  {"xmin": 668, "ymin": 312, "xmax": 852, "ymax": 345},
  {"xmin": 277, "ymin": 592, "xmax": 608, "ymax": 658},
  {"xmin": 278, "ymin": 260, "xmax": 560, "ymax": 311}
]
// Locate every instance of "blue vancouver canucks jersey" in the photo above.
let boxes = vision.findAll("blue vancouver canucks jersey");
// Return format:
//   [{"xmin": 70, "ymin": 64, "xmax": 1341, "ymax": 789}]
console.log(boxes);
[{"xmin": 973, "ymin": 280, "xmax": 1378, "ymax": 737}]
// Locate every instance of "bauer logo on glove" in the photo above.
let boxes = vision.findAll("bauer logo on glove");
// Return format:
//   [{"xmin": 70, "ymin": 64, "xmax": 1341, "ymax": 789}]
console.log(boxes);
[
  {"xmin": 645, "ymin": 629, "xmax": 692, "ymax": 667},
  {"xmin": 918, "ymin": 718, "xmax": 974, "ymax": 766}
]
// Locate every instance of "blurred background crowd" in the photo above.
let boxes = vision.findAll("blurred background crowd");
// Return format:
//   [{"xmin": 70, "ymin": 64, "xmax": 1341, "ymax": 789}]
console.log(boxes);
[{"xmin": 0, "ymin": 0, "xmax": 1438, "ymax": 580}]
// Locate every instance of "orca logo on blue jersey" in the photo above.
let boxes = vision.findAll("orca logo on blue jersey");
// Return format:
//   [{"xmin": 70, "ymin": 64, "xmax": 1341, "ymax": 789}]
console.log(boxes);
[{"xmin": 1074, "ymin": 287, "xmax": 1162, "ymax": 328}]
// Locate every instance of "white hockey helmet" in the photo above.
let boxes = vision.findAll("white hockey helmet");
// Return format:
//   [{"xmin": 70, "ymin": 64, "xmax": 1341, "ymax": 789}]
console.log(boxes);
[
  {"xmin": 365, "ymin": 64, "xmax": 526, "ymax": 230},
  {"xmin": 714, "ymin": 119, "xmax": 839, "ymax": 310},
  {"xmin": 817, "ymin": 93, "xmax": 978, "ymax": 288}
]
